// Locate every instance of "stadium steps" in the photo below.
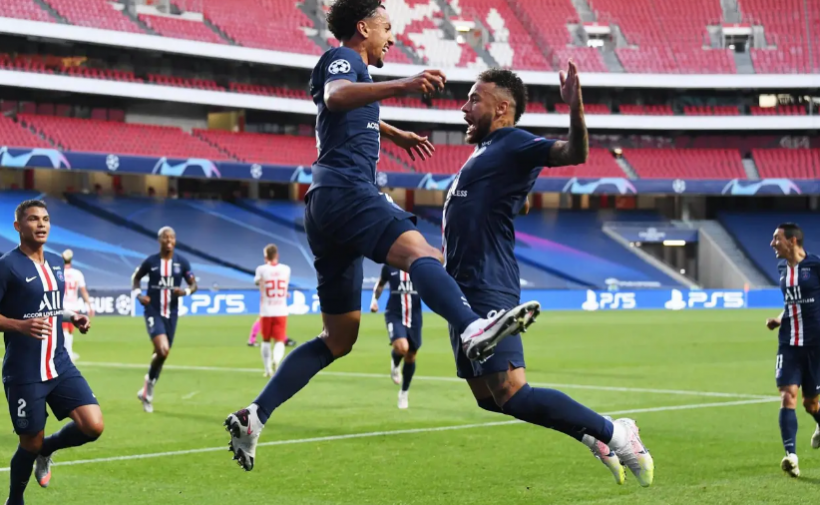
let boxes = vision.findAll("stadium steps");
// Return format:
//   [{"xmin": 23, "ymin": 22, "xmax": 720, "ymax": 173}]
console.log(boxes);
[
  {"xmin": 202, "ymin": 16, "xmax": 236, "ymax": 45},
  {"xmin": 433, "ymin": 0, "xmax": 500, "ymax": 68},
  {"xmin": 742, "ymin": 157, "xmax": 760, "ymax": 179},
  {"xmin": 33, "ymin": 0, "xmax": 67, "ymax": 23},
  {"xmin": 64, "ymin": 193, "xmax": 255, "ymax": 277},
  {"xmin": 571, "ymin": 0, "xmax": 597, "ymax": 22},
  {"xmin": 721, "ymin": 0, "xmax": 742, "ymax": 23},
  {"xmin": 601, "ymin": 46, "xmax": 626, "ymax": 72},
  {"xmin": 695, "ymin": 220, "xmax": 773, "ymax": 288},
  {"xmin": 121, "ymin": 7, "xmax": 158, "ymax": 35},
  {"xmin": 191, "ymin": 130, "xmax": 241, "ymax": 161},
  {"xmin": 733, "ymin": 50, "xmax": 756, "ymax": 74},
  {"xmin": 380, "ymin": 148, "xmax": 416, "ymax": 173},
  {"xmin": 615, "ymin": 156, "xmax": 638, "ymax": 178}
]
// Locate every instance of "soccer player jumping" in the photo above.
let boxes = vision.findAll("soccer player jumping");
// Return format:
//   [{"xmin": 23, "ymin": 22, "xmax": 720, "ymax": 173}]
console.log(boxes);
[
  {"xmin": 442, "ymin": 65, "xmax": 653, "ymax": 487},
  {"xmin": 767, "ymin": 223, "xmax": 820, "ymax": 478},
  {"xmin": 225, "ymin": 0, "xmax": 539, "ymax": 471},
  {"xmin": 1, "ymin": 200, "xmax": 103, "ymax": 504}
]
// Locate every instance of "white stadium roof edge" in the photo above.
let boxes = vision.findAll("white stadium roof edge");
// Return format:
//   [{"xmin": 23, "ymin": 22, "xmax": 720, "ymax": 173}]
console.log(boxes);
[{"xmin": 1, "ymin": 17, "xmax": 819, "ymax": 90}]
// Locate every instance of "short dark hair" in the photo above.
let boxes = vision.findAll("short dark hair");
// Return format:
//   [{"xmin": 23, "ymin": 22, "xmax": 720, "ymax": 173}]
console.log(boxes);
[
  {"xmin": 264, "ymin": 244, "xmax": 279, "ymax": 260},
  {"xmin": 15, "ymin": 199, "xmax": 47, "ymax": 222},
  {"xmin": 327, "ymin": 0, "xmax": 383, "ymax": 41},
  {"xmin": 478, "ymin": 68, "xmax": 528, "ymax": 124},
  {"xmin": 778, "ymin": 222, "xmax": 804, "ymax": 246}
]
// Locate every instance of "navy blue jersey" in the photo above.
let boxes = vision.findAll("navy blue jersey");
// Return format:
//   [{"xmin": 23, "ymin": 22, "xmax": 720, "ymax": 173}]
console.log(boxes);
[
  {"xmin": 380, "ymin": 265, "xmax": 421, "ymax": 328},
  {"xmin": 134, "ymin": 253, "xmax": 193, "ymax": 318},
  {"xmin": 443, "ymin": 127, "xmax": 556, "ymax": 297},
  {"xmin": 778, "ymin": 253, "xmax": 820, "ymax": 347},
  {"xmin": 310, "ymin": 46, "xmax": 381, "ymax": 188},
  {"xmin": 0, "ymin": 248, "xmax": 70, "ymax": 384}
]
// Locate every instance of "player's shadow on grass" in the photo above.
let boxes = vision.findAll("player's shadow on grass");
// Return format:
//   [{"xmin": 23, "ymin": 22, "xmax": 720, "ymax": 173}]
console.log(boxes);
[{"xmin": 795, "ymin": 476, "xmax": 820, "ymax": 486}]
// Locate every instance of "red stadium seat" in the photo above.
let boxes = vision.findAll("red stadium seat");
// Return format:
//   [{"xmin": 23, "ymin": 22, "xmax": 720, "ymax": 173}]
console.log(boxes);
[
  {"xmin": 625, "ymin": 148, "xmax": 746, "ymax": 179},
  {"xmin": 0, "ymin": 0, "xmax": 55, "ymax": 23},
  {"xmin": 754, "ymin": 148, "xmax": 820, "ymax": 179},
  {"xmin": 0, "ymin": 114, "xmax": 52, "ymax": 149},
  {"xmin": 138, "ymin": 14, "xmax": 226, "ymax": 44},
  {"xmin": 194, "ymin": 129, "xmax": 317, "ymax": 166},
  {"xmin": 540, "ymin": 148, "xmax": 625, "ymax": 177},
  {"xmin": 45, "ymin": 0, "xmax": 145, "ymax": 33}
]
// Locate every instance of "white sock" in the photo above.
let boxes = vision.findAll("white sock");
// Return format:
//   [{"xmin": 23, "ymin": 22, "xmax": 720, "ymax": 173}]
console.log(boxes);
[
  {"xmin": 606, "ymin": 419, "xmax": 628, "ymax": 451},
  {"xmin": 261, "ymin": 342, "xmax": 272, "ymax": 371},
  {"xmin": 63, "ymin": 329, "xmax": 74, "ymax": 360},
  {"xmin": 143, "ymin": 375, "xmax": 156, "ymax": 400},
  {"xmin": 273, "ymin": 341, "xmax": 285, "ymax": 369}
]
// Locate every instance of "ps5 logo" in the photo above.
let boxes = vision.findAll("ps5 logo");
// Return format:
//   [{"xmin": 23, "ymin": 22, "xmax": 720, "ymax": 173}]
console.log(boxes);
[{"xmin": 581, "ymin": 291, "xmax": 636, "ymax": 311}]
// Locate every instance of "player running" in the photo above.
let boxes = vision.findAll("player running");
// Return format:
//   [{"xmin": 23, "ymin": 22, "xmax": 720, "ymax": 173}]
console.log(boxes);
[
  {"xmin": 60, "ymin": 249, "xmax": 93, "ymax": 362},
  {"xmin": 247, "ymin": 319, "xmax": 296, "ymax": 348},
  {"xmin": 224, "ymin": 0, "xmax": 538, "ymax": 472},
  {"xmin": 255, "ymin": 245, "xmax": 291, "ymax": 377},
  {"xmin": 371, "ymin": 265, "xmax": 421, "ymax": 409},
  {"xmin": 132, "ymin": 226, "xmax": 197, "ymax": 413},
  {"xmin": 766, "ymin": 223, "xmax": 820, "ymax": 478},
  {"xmin": 442, "ymin": 66, "xmax": 654, "ymax": 487},
  {"xmin": 1, "ymin": 200, "xmax": 103, "ymax": 504}
]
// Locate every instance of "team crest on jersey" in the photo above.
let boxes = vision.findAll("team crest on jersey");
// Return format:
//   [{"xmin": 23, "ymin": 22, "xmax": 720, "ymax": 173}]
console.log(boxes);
[
  {"xmin": 328, "ymin": 59, "xmax": 351, "ymax": 75},
  {"xmin": 802, "ymin": 268, "xmax": 811, "ymax": 280},
  {"xmin": 55, "ymin": 269, "xmax": 64, "ymax": 282},
  {"xmin": 174, "ymin": 263, "xmax": 181, "ymax": 274}
]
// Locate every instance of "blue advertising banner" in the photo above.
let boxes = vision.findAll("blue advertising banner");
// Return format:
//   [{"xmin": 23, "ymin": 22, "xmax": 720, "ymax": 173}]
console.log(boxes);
[
  {"xmin": 4, "ymin": 146, "xmax": 820, "ymax": 196},
  {"xmin": 604, "ymin": 224, "xmax": 699, "ymax": 243},
  {"xmin": 104, "ymin": 288, "xmax": 785, "ymax": 317}
]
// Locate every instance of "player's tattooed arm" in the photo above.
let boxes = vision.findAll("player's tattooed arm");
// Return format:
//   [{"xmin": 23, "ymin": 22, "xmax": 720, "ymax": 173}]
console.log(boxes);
[
  {"xmin": 549, "ymin": 60, "xmax": 588, "ymax": 167},
  {"xmin": 324, "ymin": 70, "xmax": 446, "ymax": 112},
  {"xmin": 380, "ymin": 121, "xmax": 435, "ymax": 161},
  {"xmin": 174, "ymin": 273, "xmax": 198, "ymax": 298}
]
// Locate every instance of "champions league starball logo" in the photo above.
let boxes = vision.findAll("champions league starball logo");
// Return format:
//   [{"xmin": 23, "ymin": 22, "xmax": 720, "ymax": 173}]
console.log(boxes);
[
  {"xmin": 561, "ymin": 178, "xmax": 638, "ymax": 195},
  {"xmin": 0, "ymin": 147, "xmax": 70, "ymax": 169},
  {"xmin": 721, "ymin": 178, "xmax": 801, "ymax": 195},
  {"xmin": 328, "ymin": 59, "xmax": 351, "ymax": 75},
  {"xmin": 250, "ymin": 164, "xmax": 263, "ymax": 179},
  {"xmin": 106, "ymin": 154, "xmax": 120, "ymax": 171},
  {"xmin": 151, "ymin": 158, "xmax": 221, "ymax": 178}
]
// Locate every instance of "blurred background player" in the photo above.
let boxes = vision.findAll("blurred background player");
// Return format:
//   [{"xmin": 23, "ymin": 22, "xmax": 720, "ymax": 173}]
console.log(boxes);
[
  {"xmin": 132, "ymin": 226, "xmax": 197, "ymax": 413},
  {"xmin": 371, "ymin": 265, "xmax": 421, "ymax": 409},
  {"xmin": 60, "ymin": 249, "xmax": 93, "ymax": 362},
  {"xmin": 255, "ymin": 244, "xmax": 291, "ymax": 377},
  {"xmin": 766, "ymin": 223, "xmax": 820, "ymax": 478},
  {"xmin": 0, "ymin": 200, "xmax": 102, "ymax": 505},
  {"xmin": 247, "ymin": 318, "xmax": 297, "ymax": 348}
]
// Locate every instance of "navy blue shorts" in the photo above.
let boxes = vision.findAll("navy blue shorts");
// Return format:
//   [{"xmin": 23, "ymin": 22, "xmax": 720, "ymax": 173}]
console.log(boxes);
[
  {"xmin": 776, "ymin": 345, "xmax": 820, "ymax": 395},
  {"xmin": 144, "ymin": 306, "xmax": 178, "ymax": 347},
  {"xmin": 4, "ymin": 366, "xmax": 98, "ymax": 435},
  {"xmin": 449, "ymin": 288, "xmax": 526, "ymax": 379},
  {"xmin": 385, "ymin": 315, "xmax": 423, "ymax": 351},
  {"xmin": 305, "ymin": 185, "xmax": 416, "ymax": 315}
]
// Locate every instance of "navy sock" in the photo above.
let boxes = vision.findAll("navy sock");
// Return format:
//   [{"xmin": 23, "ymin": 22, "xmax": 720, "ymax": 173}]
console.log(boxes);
[
  {"xmin": 780, "ymin": 408, "xmax": 798, "ymax": 455},
  {"xmin": 391, "ymin": 351, "xmax": 403, "ymax": 367},
  {"xmin": 8, "ymin": 445, "xmax": 37, "ymax": 504},
  {"xmin": 401, "ymin": 361, "xmax": 416, "ymax": 392},
  {"xmin": 148, "ymin": 359, "xmax": 163, "ymax": 382},
  {"xmin": 254, "ymin": 337, "xmax": 334, "ymax": 424},
  {"xmin": 40, "ymin": 422, "xmax": 98, "ymax": 458},
  {"xmin": 809, "ymin": 409, "xmax": 820, "ymax": 427},
  {"xmin": 502, "ymin": 384, "xmax": 613, "ymax": 443},
  {"xmin": 409, "ymin": 257, "xmax": 478, "ymax": 335},
  {"xmin": 477, "ymin": 397, "xmax": 503, "ymax": 414}
]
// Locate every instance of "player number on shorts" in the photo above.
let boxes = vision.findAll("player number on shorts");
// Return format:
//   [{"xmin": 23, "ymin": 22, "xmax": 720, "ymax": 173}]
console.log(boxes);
[
  {"xmin": 265, "ymin": 280, "xmax": 287, "ymax": 298},
  {"xmin": 147, "ymin": 317, "xmax": 154, "ymax": 329},
  {"xmin": 776, "ymin": 354, "xmax": 783, "ymax": 370},
  {"xmin": 17, "ymin": 399, "xmax": 26, "ymax": 418}
]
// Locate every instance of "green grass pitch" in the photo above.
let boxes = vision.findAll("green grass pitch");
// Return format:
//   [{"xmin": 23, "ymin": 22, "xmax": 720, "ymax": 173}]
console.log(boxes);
[{"xmin": 0, "ymin": 310, "xmax": 816, "ymax": 504}]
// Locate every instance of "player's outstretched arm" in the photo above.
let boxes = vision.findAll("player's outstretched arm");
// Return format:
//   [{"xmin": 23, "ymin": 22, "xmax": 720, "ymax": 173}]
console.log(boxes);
[
  {"xmin": 549, "ymin": 60, "xmax": 588, "ymax": 167},
  {"xmin": 324, "ymin": 70, "xmax": 446, "ymax": 112},
  {"xmin": 380, "ymin": 121, "xmax": 435, "ymax": 161}
]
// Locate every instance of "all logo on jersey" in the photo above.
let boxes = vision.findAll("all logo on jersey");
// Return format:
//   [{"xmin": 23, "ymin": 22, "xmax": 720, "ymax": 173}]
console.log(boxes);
[
  {"xmin": 39, "ymin": 291, "xmax": 62, "ymax": 312},
  {"xmin": 328, "ymin": 59, "xmax": 351, "ymax": 75}
]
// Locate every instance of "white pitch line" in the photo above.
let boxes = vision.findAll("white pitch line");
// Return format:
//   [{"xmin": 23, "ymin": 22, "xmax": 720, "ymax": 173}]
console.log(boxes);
[
  {"xmin": 182, "ymin": 391, "xmax": 199, "ymax": 400},
  {"xmin": 77, "ymin": 361, "xmax": 778, "ymax": 400},
  {"xmin": 0, "ymin": 397, "xmax": 775, "ymax": 472}
]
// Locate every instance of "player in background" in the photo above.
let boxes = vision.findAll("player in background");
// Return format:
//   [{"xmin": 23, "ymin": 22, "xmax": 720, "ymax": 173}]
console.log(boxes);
[
  {"xmin": 224, "ymin": 0, "xmax": 539, "ymax": 472},
  {"xmin": 766, "ymin": 223, "xmax": 820, "ymax": 478},
  {"xmin": 443, "ymin": 66, "xmax": 653, "ymax": 487},
  {"xmin": 370, "ymin": 265, "xmax": 421, "ymax": 409},
  {"xmin": 60, "ymin": 249, "xmax": 93, "ymax": 362},
  {"xmin": 255, "ymin": 245, "xmax": 291, "ymax": 377},
  {"xmin": 247, "ymin": 319, "xmax": 297, "ymax": 348},
  {"xmin": 1, "ymin": 200, "xmax": 102, "ymax": 504},
  {"xmin": 132, "ymin": 226, "xmax": 197, "ymax": 413}
]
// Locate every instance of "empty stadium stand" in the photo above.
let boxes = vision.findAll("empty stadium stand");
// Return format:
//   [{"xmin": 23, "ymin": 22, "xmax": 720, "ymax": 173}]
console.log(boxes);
[
  {"xmin": 0, "ymin": 114, "xmax": 51, "ymax": 148},
  {"xmin": 46, "ymin": 0, "xmax": 145, "ymax": 33},
  {"xmin": 194, "ymin": 130, "xmax": 314, "ymax": 166},
  {"xmin": 625, "ymin": 148, "xmax": 746, "ymax": 179},
  {"xmin": 138, "ymin": 14, "xmax": 225, "ymax": 44},
  {"xmin": 740, "ymin": 0, "xmax": 820, "ymax": 73},
  {"xmin": 0, "ymin": 0, "xmax": 54, "ymax": 23},
  {"xmin": 753, "ymin": 148, "xmax": 820, "ymax": 179},
  {"xmin": 541, "ymin": 148, "xmax": 625, "ymax": 178}
]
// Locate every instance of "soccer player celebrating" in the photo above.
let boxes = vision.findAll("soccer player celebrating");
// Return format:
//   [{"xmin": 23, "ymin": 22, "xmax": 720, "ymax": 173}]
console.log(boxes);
[
  {"xmin": 60, "ymin": 249, "xmax": 93, "ymax": 362},
  {"xmin": 1, "ymin": 200, "xmax": 102, "ymax": 504},
  {"xmin": 255, "ymin": 245, "xmax": 291, "ymax": 377},
  {"xmin": 224, "ymin": 0, "xmax": 538, "ymax": 471},
  {"xmin": 766, "ymin": 223, "xmax": 820, "ymax": 478},
  {"xmin": 441, "ymin": 65, "xmax": 654, "ymax": 487},
  {"xmin": 371, "ymin": 265, "xmax": 421, "ymax": 409},
  {"xmin": 132, "ymin": 226, "xmax": 197, "ymax": 413}
]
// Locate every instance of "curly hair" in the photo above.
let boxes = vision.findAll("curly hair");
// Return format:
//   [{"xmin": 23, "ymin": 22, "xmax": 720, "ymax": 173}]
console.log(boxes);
[
  {"xmin": 327, "ymin": 0, "xmax": 384, "ymax": 41},
  {"xmin": 477, "ymin": 68, "xmax": 528, "ymax": 124}
]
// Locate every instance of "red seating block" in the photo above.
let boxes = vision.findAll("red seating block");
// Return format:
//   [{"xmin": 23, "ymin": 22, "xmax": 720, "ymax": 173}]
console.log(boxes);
[{"xmin": 625, "ymin": 148, "xmax": 746, "ymax": 179}]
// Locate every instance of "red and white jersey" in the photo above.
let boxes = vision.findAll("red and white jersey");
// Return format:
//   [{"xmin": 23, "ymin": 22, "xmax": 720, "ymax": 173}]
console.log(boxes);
[
  {"xmin": 255, "ymin": 262, "xmax": 291, "ymax": 317},
  {"xmin": 63, "ymin": 265, "xmax": 86, "ymax": 312}
]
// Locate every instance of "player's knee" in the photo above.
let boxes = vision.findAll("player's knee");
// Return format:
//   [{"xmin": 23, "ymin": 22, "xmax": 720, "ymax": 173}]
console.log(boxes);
[
  {"xmin": 19, "ymin": 433, "xmax": 43, "ymax": 453},
  {"xmin": 803, "ymin": 396, "xmax": 820, "ymax": 414},
  {"xmin": 85, "ymin": 419, "xmax": 104, "ymax": 440},
  {"xmin": 404, "ymin": 350, "xmax": 417, "ymax": 363},
  {"xmin": 322, "ymin": 329, "xmax": 358, "ymax": 358},
  {"xmin": 392, "ymin": 339, "xmax": 409, "ymax": 356},
  {"xmin": 476, "ymin": 396, "xmax": 503, "ymax": 414},
  {"xmin": 780, "ymin": 389, "xmax": 798, "ymax": 408}
]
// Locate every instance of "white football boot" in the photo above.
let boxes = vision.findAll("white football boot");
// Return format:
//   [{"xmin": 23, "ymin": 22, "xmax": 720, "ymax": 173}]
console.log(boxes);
[
  {"xmin": 609, "ymin": 418, "xmax": 654, "ymax": 487},
  {"xmin": 811, "ymin": 425, "xmax": 820, "ymax": 449},
  {"xmin": 34, "ymin": 454, "xmax": 53, "ymax": 488},
  {"xmin": 136, "ymin": 375, "xmax": 155, "ymax": 413},
  {"xmin": 460, "ymin": 301, "xmax": 540, "ymax": 361},
  {"xmin": 585, "ymin": 426, "xmax": 626, "ymax": 485},
  {"xmin": 398, "ymin": 390, "xmax": 409, "ymax": 410},
  {"xmin": 225, "ymin": 404, "xmax": 265, "ymax": 471},
  {"xmin": 781, "ymin": 453, "xmax": 800, "ymax": 478},
  {"xmin": 390, "ymin": 359, "xmax": 402, "ymax": 385}
]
